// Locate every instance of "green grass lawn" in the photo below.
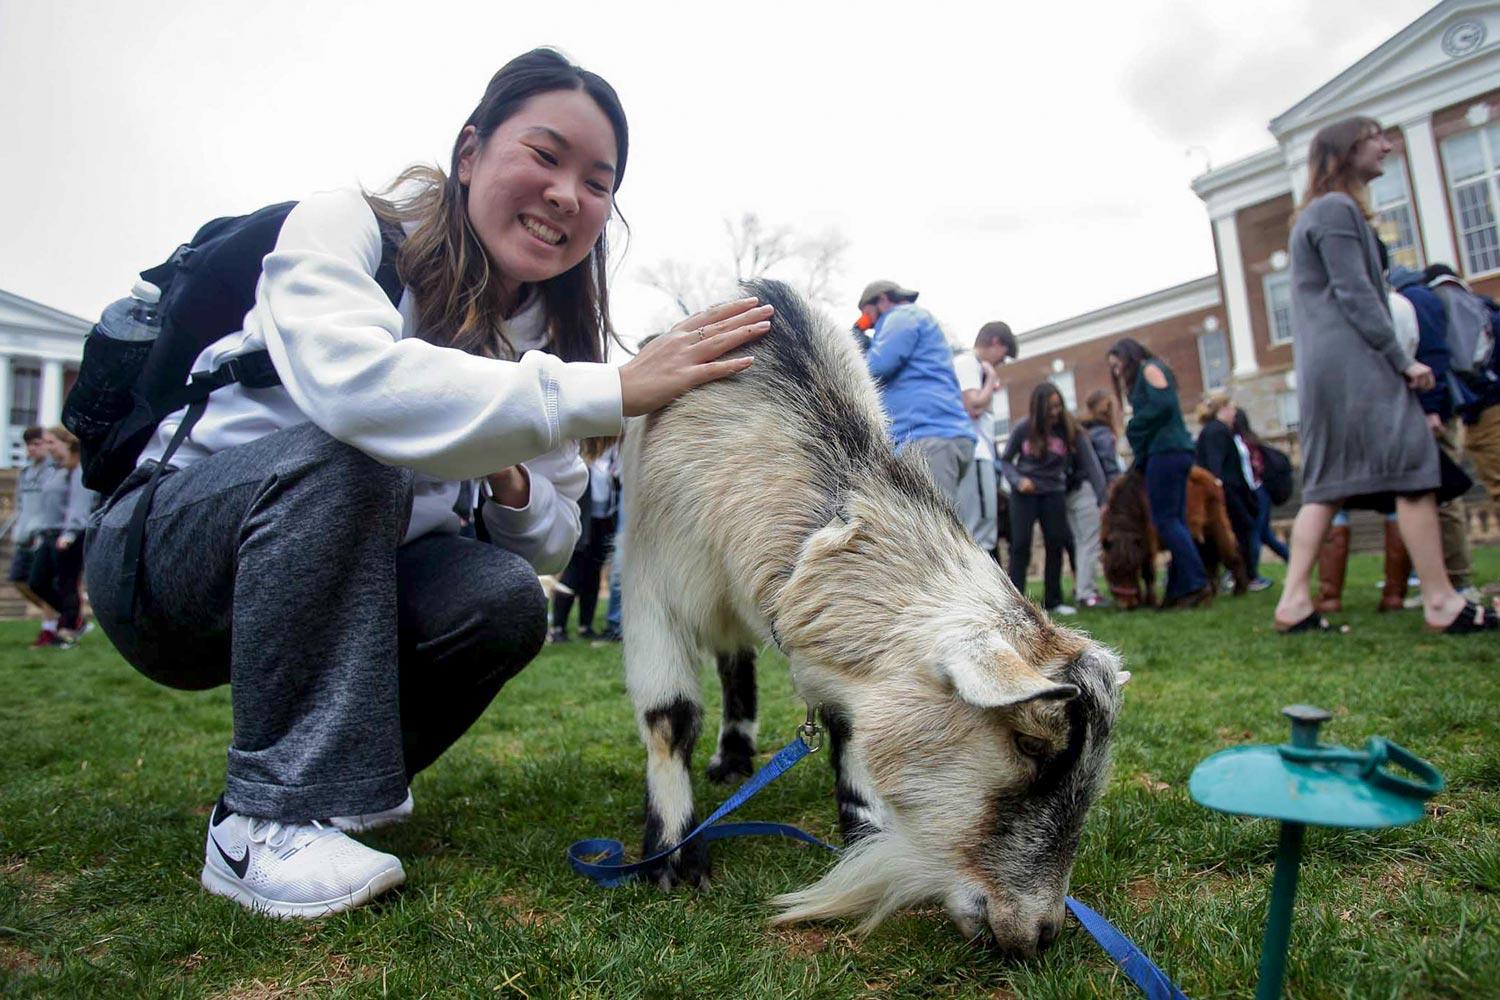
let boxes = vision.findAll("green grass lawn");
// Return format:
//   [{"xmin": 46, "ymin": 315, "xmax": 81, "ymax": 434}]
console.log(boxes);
[{"xmin": 2, "ymin": 550, "xmax": 1498, "ymax": 999}]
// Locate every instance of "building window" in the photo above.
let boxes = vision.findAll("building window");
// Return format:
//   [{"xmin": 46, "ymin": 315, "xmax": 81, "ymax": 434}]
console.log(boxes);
[
  {"xmin": 1369, "ymin": 155, "xmax": 1422, "ymax": 270},
  {"xmin": 1441, "ymin": 124, "xmax": 1500, "ymax": 275},
  {"xmin": 9, "ymin": 364, "xmax": 39, "ymax": 429},
  {"xmin": 1276, "ymin": 390, "xmax": 1300, "ymax": 434},
  {"xmin": 1264, "ymin": 272, "xmax": 1294, "ymax": 345},
  {"xmin": 1198, "ymin": 329, "xmax": 1231, "ymax": 391},
  {"xmin": 1048, "ymin": 370, "xmax": 1077, "ymax": 412},
  {"xmin": 992, "ymin": 387, "xmax": 1011, "ymax": 441}
]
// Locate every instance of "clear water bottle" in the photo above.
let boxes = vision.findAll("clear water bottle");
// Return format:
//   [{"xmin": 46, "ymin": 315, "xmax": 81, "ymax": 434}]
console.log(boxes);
[{"xmin": 97, "ymin": 280, "xmax": 163, "ymax": 342}]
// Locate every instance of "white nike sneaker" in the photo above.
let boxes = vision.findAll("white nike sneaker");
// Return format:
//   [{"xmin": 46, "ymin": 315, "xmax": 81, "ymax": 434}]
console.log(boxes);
[
  {"xmin": 200, "ymin": 798, "xmax": 405, "ymax": 918},
  {"xmin": 330, "ymin": 790, "xmax": 415, "ymax": 834}
]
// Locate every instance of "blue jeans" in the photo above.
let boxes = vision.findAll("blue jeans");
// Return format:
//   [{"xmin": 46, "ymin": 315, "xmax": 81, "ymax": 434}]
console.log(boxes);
[
  {"xmin": 1144, "ymin": 450, "xmax": 1208, "ymax": 599},
  {"xmin": 605, "ymin": 500, "xmax": 624, "ymax": 632},
  {"xmin": 1251, "ymin": 485, "xmax": 1289, "ymax": 578}
]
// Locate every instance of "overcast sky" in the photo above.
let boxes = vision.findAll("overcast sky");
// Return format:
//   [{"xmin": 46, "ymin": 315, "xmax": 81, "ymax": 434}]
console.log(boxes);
[{"xmin": 1, "ymin": 0, "xmax": 1434, "ymax": 353}]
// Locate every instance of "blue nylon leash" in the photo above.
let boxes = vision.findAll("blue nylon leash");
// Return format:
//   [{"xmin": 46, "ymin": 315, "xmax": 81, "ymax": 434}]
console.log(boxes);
[
  {"xmin": 568, "ymin": 737, "xmax": 838, "ymax": 887},
  {"xmin": 568, "ymin": 728, "xmax": 1188, "ymax": 999},
  {"xmin": 1065, "ymin": 896, "xmax": 1189, "ymax": 1000}
]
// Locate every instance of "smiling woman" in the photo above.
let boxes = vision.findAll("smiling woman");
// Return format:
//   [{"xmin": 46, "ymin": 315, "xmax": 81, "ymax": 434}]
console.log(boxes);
[{"xmin": 80, "ymin": 47, "xmax": 773, "ymax": 921}]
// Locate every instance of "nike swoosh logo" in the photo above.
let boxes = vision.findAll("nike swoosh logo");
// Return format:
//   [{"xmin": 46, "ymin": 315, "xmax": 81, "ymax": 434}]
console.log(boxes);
[{"xmin": 210, "ymin": 834, "xmax": 250, "ymax": 879}]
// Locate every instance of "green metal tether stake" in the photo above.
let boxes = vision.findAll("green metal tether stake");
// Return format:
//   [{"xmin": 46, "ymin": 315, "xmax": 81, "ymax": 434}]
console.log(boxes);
[{"xmin": 1189, "ymin": 705, "xmax": 1444, "ymax": 1000}]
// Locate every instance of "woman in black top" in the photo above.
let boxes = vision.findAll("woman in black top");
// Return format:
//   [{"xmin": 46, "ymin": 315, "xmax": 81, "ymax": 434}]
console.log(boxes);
[
  {"xmin": 998, "ymin": 382, "xmax": 1106, "ymax": 613},
  {"xmin": 1195, "ymin": 392, "xmax": 1256, "ymax": 595}
]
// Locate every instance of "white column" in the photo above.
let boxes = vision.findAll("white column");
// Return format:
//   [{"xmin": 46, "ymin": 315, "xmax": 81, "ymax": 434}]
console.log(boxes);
[
  {"xmin": 1213, "ymin": 213, "xmax": 1260, "ymax": 377},
  {"xmin": 1401, "ymin": 115, "xmax": 1458, "ymax": 268},
  {"xmin": 38, "ymin": 360, "xmax": 63, "ymax": 426},
  {"xmin": 0, "ymin": 356, "xmax": 12, "ymax": 468}
]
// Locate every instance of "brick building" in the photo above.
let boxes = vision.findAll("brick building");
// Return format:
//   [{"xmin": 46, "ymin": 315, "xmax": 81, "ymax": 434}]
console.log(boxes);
[{"xmin": 992, "ymin": 0, "xmax": 1500, "ymax": 449}]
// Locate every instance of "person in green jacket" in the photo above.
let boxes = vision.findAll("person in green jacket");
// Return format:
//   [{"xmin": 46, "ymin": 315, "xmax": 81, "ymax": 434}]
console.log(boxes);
[{"xmin": 1108, "ymin": 338, "xmax": 1210, "ymax": 607}]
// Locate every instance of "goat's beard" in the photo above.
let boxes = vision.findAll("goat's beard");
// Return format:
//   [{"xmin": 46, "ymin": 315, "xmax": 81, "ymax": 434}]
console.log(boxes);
[{"xmin": 770, "ymin": 824, "xmax": 952, "ymax": 934}]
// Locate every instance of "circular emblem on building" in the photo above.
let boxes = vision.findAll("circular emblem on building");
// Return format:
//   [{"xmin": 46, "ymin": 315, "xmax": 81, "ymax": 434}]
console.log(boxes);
[{"xmin": 1442, "ymin": 20, "xmax": 1486, "ymax": 58}]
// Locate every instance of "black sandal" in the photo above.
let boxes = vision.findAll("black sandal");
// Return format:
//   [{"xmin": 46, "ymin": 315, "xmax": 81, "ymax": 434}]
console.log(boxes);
[
  {"xmin": 1275, "ymin": 611, "xmax": 1350, "ymax": 634},
  {"xmin": 1429, "ymin": 601, "xmax": 1500, "ymax": 635}
]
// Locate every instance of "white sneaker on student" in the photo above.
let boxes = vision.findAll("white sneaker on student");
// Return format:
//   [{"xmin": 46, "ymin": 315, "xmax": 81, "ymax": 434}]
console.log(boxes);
[
  {"xmin": 1048, "ymin": 603, "xmax": 1078, "ymax": 616},
  {"xmin": 329, "ymin": 790, "xmax": 415, "ymax": 834},
  {"xmin": 201, "ymin": 798, "xmax": 405, "ymax": 919}
]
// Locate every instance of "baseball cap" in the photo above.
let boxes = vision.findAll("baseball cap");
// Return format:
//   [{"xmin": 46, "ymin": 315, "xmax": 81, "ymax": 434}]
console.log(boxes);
[{"xmin": 858, "ymin": 280, "xmax": 919, "ymax": 307}]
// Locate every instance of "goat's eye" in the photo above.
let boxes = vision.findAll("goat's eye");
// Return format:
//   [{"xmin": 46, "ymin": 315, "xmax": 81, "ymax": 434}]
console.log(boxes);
[{"xmin": 1015, "ymin": 734, "xmax": 1049, "ymax": 759}]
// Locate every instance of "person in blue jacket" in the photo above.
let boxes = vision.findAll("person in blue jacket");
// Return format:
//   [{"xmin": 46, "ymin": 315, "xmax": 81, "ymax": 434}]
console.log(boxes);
[{"xmin": 859, "ymin": 280, "xmax": 976, "ymax": 505}]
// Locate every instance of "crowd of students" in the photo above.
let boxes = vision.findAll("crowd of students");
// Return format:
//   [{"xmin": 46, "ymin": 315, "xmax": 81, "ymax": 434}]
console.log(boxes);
[{"xmin": 8, "ymin": 424, "xmax": 96, "ymax": 647}]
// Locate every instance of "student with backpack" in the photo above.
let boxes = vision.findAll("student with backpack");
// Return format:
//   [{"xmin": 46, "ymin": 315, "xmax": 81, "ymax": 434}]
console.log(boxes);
[
  {"xmin": 1232, "ymin": 409, "xmax": 1290, "ymax": 589},
  {"xmin": 77, "ymin": 49, "xmax": 768, "ymax": 918},
  {"xmin": 1426, "ymin": 264, "xmax": 1500, "ymax": 514}
]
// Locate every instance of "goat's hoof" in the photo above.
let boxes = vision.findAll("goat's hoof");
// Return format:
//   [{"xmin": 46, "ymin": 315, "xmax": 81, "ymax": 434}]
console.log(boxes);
[
  {"xmin": 646, "ymin": 850, "xmax": 712, "ymax": 892},
  {"xmin": 706, "ymin": 752, "xmax": 755, "ymax": 785}
]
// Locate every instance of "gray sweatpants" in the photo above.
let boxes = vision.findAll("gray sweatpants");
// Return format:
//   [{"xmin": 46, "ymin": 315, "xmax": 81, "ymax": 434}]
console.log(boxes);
[
  {"xmin": 909, "ymin": 435, "xmax": 975, "ymax": 509},
  {"xmin": 84, "ymin": 423, "xmax": 547, "ymax": 822},
  {"xmin": 1065, "ymin": 485, "xmax": 1102, "ymax": 603},
  {"xmin": 956, "ymin": 457, "xmax": 998, "ymax": 553}
]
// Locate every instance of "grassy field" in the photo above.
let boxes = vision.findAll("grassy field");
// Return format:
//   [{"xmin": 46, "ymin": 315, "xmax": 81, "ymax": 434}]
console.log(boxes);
[{"xmin": 2, "ymin": 550, "xmax": 1498, "ymax": 1000}]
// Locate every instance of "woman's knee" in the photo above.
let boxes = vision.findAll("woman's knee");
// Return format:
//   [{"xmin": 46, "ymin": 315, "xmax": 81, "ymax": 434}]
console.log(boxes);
[{"xmin": 458, "ymin": 556, "xmax": 548, "ymax": 672}]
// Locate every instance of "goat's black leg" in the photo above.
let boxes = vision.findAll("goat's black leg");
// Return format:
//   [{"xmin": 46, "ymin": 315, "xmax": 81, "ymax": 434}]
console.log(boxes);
[
  {"xmin": 639, "ymin": 697, "xmax": 710, "ymax": 889},
  {"xmin": 824, "ymin": 706, "xmax": 884, "ymax": 845},
  {"xmin": 706, "ymin": 650, "xmax": 758, "ymax": 784}
]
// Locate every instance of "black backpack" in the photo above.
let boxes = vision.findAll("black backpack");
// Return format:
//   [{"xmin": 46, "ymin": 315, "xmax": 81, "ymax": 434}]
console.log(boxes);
[
  {"xmin": 61, "ymin": 200, "xmax": 404, "ymax": 625},
  {"xmin": 62, "ymin": 200, "xmax": 405, "ymax": 496},
  {"xmin": 1260, "ymin": 444, "xmax": 1295, "ymax": 506}
]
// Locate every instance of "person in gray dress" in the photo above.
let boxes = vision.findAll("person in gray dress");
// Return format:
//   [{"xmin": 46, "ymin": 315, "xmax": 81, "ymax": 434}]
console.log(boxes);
[{"xmin": 1274, "ymin": 116, "xmax": 1497, "ymax": 634}]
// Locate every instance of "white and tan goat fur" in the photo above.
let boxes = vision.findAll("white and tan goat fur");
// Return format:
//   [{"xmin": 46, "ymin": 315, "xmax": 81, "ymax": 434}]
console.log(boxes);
[{"xmin": 621, "ymin": 280, "xmax": 1128, "ymax": 955}]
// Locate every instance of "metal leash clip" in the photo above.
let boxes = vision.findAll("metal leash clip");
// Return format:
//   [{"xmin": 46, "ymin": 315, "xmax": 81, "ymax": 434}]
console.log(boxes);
[{"xmin": 799, "ymin": 704, "xmax": 823, "ymax": 753}]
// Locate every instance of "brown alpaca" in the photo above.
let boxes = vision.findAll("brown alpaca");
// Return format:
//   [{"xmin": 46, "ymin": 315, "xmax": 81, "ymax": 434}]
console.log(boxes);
[{"xmin": 1101, "ymin": 466, "xmax": 1247, "ymax": 609}]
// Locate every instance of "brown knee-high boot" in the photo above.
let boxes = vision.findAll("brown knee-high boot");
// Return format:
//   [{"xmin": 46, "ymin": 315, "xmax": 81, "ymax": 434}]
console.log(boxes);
[
  {"xmin": 1379, "ymin": 518, "xmax": 1412, "ymax": 612},
  {"xmin": 1314, "ymin": 523, "xmax": 1350, "ymax": 613}
]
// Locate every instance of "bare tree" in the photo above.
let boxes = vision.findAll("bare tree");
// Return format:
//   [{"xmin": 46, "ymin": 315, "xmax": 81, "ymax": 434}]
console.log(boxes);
[{"xmin": 641, "ymin": 211, "xmax": 849, "ymax": 320}]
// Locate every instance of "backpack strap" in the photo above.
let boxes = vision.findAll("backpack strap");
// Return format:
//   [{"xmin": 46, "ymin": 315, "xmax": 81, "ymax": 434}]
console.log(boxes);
[{"xmin": 114, "ymin": 396, "xmax": 209, "ymax": 625}]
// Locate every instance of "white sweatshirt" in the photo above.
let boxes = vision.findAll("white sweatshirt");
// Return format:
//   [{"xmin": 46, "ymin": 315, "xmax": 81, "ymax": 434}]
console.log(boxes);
[{"xmin": 140, "ymin": 189, "xmax": 624, "ymax": 574}]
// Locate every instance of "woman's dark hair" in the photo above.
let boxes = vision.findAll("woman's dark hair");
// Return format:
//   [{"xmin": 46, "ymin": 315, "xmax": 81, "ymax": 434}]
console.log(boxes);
[
  {"xmin": 1297, "ymin": 116, "xmax": 1383, "ymax": 220},
  {"xmin": 1232, "ymin": 407, "xmax": 1261, "ymax": 446},
  {"xmin": 369, "ymin": 48, "xmax": 629, "ymax": 364},
  {"xmin": 1027, "ymin": 381, "xmax": 1080, "ymax": 457},
  {"xmin": 1106, "ymin": 337, "xmax": 1156, "ymax": 406}
]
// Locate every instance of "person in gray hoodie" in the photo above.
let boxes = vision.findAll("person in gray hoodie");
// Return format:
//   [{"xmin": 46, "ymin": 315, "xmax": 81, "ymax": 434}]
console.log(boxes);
[
  {"xmin": 28, "ymin": 427, "xmax": 94, "ymax": 646},
  {"xmin": 9, "ymin": 426, "xmax": 60, "ymax": 645}
]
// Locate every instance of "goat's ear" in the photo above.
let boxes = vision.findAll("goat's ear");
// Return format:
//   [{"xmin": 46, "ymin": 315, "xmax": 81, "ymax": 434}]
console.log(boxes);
[
  {"xmin": 802, "ymin": 514, "xmax": 861, "ymax": 559},
  {"xmin": 938, "ymin": 649, "xmax": 1080, "ymax": 709}
]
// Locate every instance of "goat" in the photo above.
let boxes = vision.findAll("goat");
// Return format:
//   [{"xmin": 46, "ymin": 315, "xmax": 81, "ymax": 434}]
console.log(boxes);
[
  {"xmin": 1100, "ymin": 466, "xmax": 1246, "ymax": 609},
  {"xmin": 620, "ymin": 280, "xmax": 1128, "ymax": 956}
]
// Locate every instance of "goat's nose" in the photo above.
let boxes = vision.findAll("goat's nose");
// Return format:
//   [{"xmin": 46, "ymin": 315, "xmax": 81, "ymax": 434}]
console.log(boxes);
[{"xmin": 1035, "ymin": 918, "xmax": 1061, "ymax": 953}]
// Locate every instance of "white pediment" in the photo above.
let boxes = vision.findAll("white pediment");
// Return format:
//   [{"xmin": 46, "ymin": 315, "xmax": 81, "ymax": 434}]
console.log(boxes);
[
  {"xmin": 0, "ymin": 289, "xmax": 90, "ymax": 337},
  {"xmin": 0, "ymin": 289, "xmax": 90, "ymax": 362},
  {"xmin": 1272, "ymin": 1, "xmax": 1500, "ymax": 139}
]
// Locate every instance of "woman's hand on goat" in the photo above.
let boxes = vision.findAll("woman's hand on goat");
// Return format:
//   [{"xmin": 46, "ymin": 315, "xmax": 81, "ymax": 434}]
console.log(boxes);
[
  {"xmin": 1403, "ymin": 360, "xmax": 1435, "ymax": 392},
  {"xmin": 619, "ymin": 298, "xmax": 771, "ymax": 417}
]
